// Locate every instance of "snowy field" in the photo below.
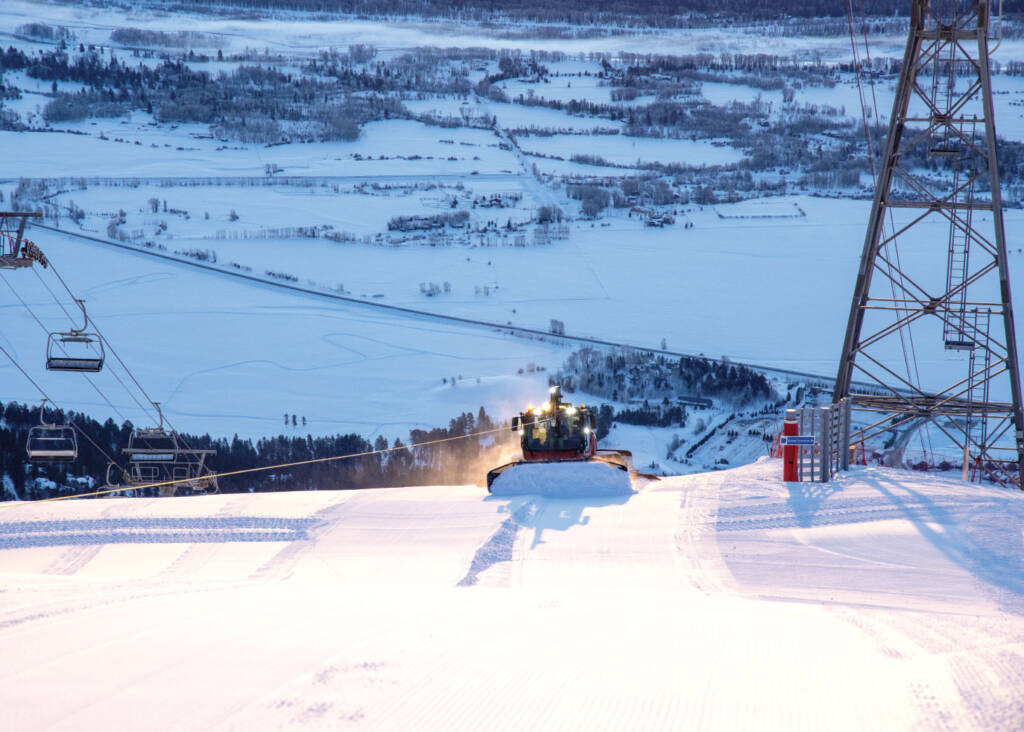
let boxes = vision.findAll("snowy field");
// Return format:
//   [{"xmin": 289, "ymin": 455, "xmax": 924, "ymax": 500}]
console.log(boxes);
[
  {"xmin": 3, "ymin": 460, "xmax": 1024, "ymax": 729},
  {"xmin": 0, "ymin": 117, "xmax": 520, "ymax": 178},
  {"xmin": 515, "ymin": 133, "xmax": 744, "ymax": 167}
]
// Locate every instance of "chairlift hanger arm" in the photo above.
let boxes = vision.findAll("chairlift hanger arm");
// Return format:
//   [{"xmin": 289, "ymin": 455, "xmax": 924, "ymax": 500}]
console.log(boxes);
[{"xmin": 71, "ymin": 298, "xmax": 90, "ymax": 334}]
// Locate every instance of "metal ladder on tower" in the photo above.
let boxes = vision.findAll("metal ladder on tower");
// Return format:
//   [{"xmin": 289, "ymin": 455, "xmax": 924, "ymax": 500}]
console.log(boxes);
[
  {"xmin": 938, "ymin": 109, "xmax": 981, "ymax": 349},
  {"xmin": 965, "ymin": 308, "xmax": 992, "ymax": 478},
  {"xmin": 944, "ymin": 175, "xmax": 977, "ymax": 350}
]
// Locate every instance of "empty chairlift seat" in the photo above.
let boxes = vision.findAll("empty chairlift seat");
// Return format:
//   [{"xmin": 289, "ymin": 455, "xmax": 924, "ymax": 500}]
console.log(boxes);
[
  {"xmin": 26, "ymin": 401, "xmax": 77, "ymax": 462},
  {"xmin": 126, "ymin": 427, "xmax": 180, "ymax": 463},
  {"xmin": 27, "ymin": 426, "xmax": 78, "ymax": 461},
  {"xmin": 46, "ymin": 331, "xmax": 105, "ymax": 372},
  {"xmin": 45, "ymin": 298, "xmax": 105, "ymax": 373}
]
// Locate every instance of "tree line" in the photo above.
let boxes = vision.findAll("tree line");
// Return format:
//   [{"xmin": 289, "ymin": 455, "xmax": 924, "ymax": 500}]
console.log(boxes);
[
  {"xmin": 0, "ymin": 45, "xmax": 413, "ymax": 143},
  {"xmin": 556, "ymin": 347, "xmax": 774, "ymax": 407},
  {"xmin": 0, "ymin": 400, "xmax": 514, "ymax": 501}
]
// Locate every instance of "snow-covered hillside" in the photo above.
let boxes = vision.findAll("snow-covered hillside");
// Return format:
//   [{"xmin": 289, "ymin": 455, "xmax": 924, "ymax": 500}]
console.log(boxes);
[{"xmin": 3, "ymin": 461, "xmax": 1023, "ymax": 729}]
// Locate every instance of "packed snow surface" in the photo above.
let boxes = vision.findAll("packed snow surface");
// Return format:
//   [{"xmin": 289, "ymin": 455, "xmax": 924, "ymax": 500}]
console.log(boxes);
[
  {"xmin": 3, "ymin": 460, "xmax": 1024, "ymax": 730},
  {"xmin": 488, "ymin": 460, "xmax": 634, "ymax": 497}
]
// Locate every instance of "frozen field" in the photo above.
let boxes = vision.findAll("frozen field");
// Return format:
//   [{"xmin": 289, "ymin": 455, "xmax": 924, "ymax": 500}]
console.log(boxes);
[
  {"xmin": 0, "ymin": 118, "xmax": 519, "ymax": 178},
  {"xmin": 515, "ymin": 133, "xmax": 744, "ymax": 167},
  {"xmin": 2, "ymin": 460, "xmax": 1023, "ymax": 729}
]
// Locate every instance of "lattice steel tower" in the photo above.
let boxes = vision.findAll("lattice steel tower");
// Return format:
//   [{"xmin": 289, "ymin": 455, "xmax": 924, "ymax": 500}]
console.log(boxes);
[{"xmin": 835, "ymin": 0, "xmax": 1024, "ymax": 485}]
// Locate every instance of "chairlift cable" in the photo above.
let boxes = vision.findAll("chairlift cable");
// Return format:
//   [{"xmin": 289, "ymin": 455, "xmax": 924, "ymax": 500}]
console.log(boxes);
[{"xmin": 29, "ymin": 265, "xmax": 78, "ymax": 324}]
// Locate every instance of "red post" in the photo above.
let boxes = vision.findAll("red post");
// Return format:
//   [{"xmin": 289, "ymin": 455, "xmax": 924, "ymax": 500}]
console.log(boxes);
[{"xmin": 783, "ymin": 410, "xmax": 799, "ymax": 482}]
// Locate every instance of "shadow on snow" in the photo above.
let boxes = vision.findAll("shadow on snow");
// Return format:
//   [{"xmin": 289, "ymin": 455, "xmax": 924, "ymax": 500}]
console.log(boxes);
[{"xmin": 457, "ymin": 492, "xmax": 632, "ymax": 586}]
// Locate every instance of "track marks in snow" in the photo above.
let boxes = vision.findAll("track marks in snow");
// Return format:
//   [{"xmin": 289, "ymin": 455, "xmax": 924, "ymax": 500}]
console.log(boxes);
[
  {"xmin": 828, "ymin": 606, "xmax": 1024, "ymax": 730},
  {"xmin": 249, "ymin": 501, "xmax": 350, "ymax": 582},
  {"xmin": 695, "ymin": 462, "xmax": 1024, "ymax": 728},
  {"xmin": 0, "ymin": 516, "xmax": 320, "ymax": 548},
  {"xmin": 157, "ymin": 493, "xmax": 260, "ymax": 580},
  {"xmin": 831, "ymin": 607, "xmax": 906, "ymax": 660},
  {"xmin": 884, "ymin": 612, "xmax": 1024, "ymax": 729},
  {"xmin": 83, "ymin": 271, "xmax": 174, "ymax": 297},
  {"xmin": 42, "ymin": 498, "xmax": 141, "ymax": 575},
  {"xmin": 715, "ymin": 494, "xmax": 975, "ymax": 532},
  {"xmin": 456, "ymin": 499, "xmax": 535, "ymax": 586},
  {"xmin": 464, "ymin": 486, "xmax": 715, "ymax": 592},
  {"xmin": 44, "ymin": 544, "xmax": 103, "ymax": 575},
  {"xmin": 674, "ymin": 473, "xmax": 738, "ymax": 596},
  {"xmin": 949, "ymin": 650, "xmax": 1024, "ymax": 730}
]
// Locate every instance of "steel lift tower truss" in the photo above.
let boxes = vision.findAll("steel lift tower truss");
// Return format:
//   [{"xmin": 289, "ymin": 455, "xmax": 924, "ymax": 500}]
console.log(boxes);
[
  {"xmin": 835, "ymin": 0, "xmax": 1024, "ymax": 485},
  {"xmin": 0, "ymin": 212, "xmax": 45, "ymax": 269}
]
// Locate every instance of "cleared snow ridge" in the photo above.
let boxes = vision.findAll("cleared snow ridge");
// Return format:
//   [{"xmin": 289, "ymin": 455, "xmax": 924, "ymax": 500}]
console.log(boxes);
[
  {"xmin": 3, "ymin": 460, "xmax": 1024, "ymax": 730},
  {"xmin": 488, "ymin": 460, "xmax": 634, "ymax": 497}
]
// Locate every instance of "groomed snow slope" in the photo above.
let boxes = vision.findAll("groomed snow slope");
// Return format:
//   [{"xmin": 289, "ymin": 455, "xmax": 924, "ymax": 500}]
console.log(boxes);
[{"xmin": 3, "ymin": 460, "xmax": 1024, "ymax": 730}]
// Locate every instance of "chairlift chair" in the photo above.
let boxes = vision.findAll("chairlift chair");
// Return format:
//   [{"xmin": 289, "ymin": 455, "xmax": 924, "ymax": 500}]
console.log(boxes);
[
  {"xmin": 124, "ymin": 404, "xmax": 182, "ymax": 467},
  {"xmin": 46, "ymin": 299, "xmax": 105, "ymax": 372},
  {"xmin": 112, "ymin": 404, "xmax": 218, "ymax": 496},
  {"xmin": 26, "ymin": 399, "xmax": 77, "ymax": 462},
  {"xmin": 126, "ymin": 426, "xmax": 180, "ymax": 462}
]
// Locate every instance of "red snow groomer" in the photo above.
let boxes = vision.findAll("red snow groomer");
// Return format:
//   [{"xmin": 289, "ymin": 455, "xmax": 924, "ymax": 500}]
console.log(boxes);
[{"xmin": 485, "ymin": 385, "xmax": 635, "ymax": 491}]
